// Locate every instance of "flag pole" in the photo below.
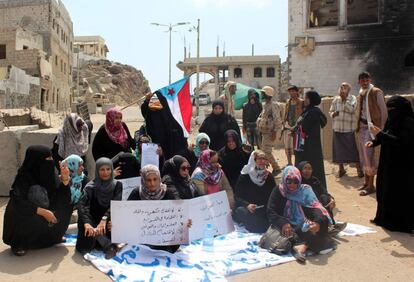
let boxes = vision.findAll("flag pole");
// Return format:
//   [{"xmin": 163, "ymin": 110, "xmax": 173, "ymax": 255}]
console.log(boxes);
[{"xmin": 120, "ymin": 94, "xmax": 149, "ymax": 111}]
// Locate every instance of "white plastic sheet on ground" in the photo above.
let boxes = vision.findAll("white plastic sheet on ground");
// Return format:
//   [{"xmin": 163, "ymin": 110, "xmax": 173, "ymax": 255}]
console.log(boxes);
[{"xmin": 76, "ymin": 223, "xmax": 376, "ymax": 282}]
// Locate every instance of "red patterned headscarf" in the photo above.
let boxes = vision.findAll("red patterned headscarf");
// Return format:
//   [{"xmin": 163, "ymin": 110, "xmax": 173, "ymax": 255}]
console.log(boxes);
[{"xmin": 105, "ymin": 107, "xmax": 128, "ymax": 148}]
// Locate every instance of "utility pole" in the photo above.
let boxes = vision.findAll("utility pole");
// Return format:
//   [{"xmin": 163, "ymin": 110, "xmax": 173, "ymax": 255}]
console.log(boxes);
[
  {"xmin": 196, "ymin": 19, "xmax": 200, "ymax": 117},
  {"xmin": 151, "ymin": 22, "xmax": 190, "ymax": 85}
]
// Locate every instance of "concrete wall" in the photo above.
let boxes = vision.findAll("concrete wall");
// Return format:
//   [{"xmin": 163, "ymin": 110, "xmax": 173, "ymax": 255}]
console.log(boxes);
[
  {"xmin": 288, "ymin": 0, "xmax": 414, "ymax": 96},
  {"xmin": 0, "ymin": 0, "xmax": 74, "ymax": 111},
  {"xmin": 0, "ymin": 125, "xmax": 39, "ymax": 196},
  {"xmin": 228, "ymin": 63, "xmax": 281, "ymax": 93}
]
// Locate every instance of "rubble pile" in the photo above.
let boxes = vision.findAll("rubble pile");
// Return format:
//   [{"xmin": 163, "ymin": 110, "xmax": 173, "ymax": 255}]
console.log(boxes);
[{"xmin": 73, "ymin": 60, "xmax": 151, "ymax": 106}]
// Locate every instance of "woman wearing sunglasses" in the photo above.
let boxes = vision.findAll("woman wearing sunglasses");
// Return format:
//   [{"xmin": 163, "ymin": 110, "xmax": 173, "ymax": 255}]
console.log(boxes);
[
  {"xmin": 267, "ymin": 166, "xmax": 334, "ymax": 261},
  {"xmin": 162, "ymin": 155, "xmax": 199, "ymax": 200},
  {"xmin": 178, "ymin": 133, "xmax": 210, "ymax": 175}
]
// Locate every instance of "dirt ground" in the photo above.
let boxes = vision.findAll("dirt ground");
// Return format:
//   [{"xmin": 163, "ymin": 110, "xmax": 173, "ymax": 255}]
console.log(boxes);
[{"xmin": 0, "ymin": 105, "xmax": 413, "ymax": 281}]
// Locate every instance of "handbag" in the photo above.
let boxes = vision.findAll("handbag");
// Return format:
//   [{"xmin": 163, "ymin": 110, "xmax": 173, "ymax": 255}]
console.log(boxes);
[
  {"xmin": 259, "ymin": 225, "xmax": 293, "ymax": 255},
  {"xmin": 27, "ymin": 185, "xmax": 50, "ymax": 208}
]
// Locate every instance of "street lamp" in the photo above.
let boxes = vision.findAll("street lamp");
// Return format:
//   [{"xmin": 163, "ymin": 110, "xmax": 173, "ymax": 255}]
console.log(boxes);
[
  {"xmin": 151, "ymin": 22, "xmax": 190, "ymax": 85},
  {"xmin": 188, "ymin": 19, "xmax": 200, "ymax": 118}
]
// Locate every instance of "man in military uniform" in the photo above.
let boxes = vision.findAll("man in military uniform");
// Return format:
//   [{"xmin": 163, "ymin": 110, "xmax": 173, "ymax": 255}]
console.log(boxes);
[{"xmin": 257, "ymin": 86, "xmax": 282, "ymax": 176}]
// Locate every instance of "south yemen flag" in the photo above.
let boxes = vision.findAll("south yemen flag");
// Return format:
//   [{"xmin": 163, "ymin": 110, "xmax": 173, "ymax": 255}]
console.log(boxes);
[{"xmin": 157, "ymin": 77, "xmax": 192, "ymax": 138}]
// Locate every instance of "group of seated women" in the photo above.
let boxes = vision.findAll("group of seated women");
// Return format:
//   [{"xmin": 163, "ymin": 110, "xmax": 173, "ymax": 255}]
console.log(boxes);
[{"xmin": 2, "ymin": 106, "xmax": 345, "ymax": 261}]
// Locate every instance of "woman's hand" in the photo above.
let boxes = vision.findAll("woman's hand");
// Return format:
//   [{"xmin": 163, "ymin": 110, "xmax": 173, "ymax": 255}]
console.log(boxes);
[
  {"xmin": 282, "ymin": 223, "xmax": 293, "ymax": 237},
  {"xmin": 188, "ymin": 143, "xmax": 195, "ymax": 152},
  {"xmin": 156, "ymin": 146, "xmax": 163, "ymax": 156},
  {"xmin": 187, "ymin": 219, "xmax": 192, "ymax": 228},
  {"xmin": 369, "ymin": 125, "xmax": 381, "ymax": 137},
  {"xmin": 84, "ymin": 223, "xmax": 95, "ymax": 237},
  {"xmin": 309, "ymin": 222, "xmax": 320, "ymax": 234},
  {"xmin": 365, "ymin": 141, "xmax": 373, "ymax": 148},
  {"xmin": 328, "ymin": 199, "xmax": 336, "ymax": 210},
  {"xmin": 247, "ymin": 204, "xmax": 257, "ymax": 214},
  {"xmin": 107, "ymin": 221, "xmax": 112, "ymax": 232},
  {"xmin": 145, "ymin": 92, "xmax": 154, "ymax": 101},
  {"xmin": 37, "ymin": 207, "xmax": 57, "ymax": 224},
  {"xmin": 242, "ymin": 144, "xmax": 252, "ymax": 153},
  {"xmin": 59, "ymin": 161, "xmax": 70, "ymax": 185},
  {"xmin": 96, "ymin": 220, "xmax": 107, "ymax": 235},
  {"xmin": 114, "ymin": 166, "xmax": 122, "ymax": 178}
]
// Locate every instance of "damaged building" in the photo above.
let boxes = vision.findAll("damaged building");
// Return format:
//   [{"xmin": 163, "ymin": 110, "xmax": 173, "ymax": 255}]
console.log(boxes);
[
  {"xmin": 0, "ymin": 0, "xmax": 73, "ymax": 111},
  {"xmin": 288, "ymin": 0, "xmax": 414, "ymax": 95}
]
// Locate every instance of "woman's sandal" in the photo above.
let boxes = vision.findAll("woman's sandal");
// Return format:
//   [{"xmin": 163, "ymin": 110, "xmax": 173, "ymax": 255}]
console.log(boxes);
[
  {"xmin": 337, "ymin": 169, "xmax": 346, "ymax": 178},
  {"xmin": 11, "ymin": 247, "xmax": 27, "ymax": 256},
  {"xmin": 292, "ymin": 247, "xmax": 307, "ymax": 264},
  {"xmin": 359, "ymin": 187, "xmax": 375, "ymax": 196},
  {"xmin": 358, "ymin": 184, "xmax": 368, "ymax": 191}
]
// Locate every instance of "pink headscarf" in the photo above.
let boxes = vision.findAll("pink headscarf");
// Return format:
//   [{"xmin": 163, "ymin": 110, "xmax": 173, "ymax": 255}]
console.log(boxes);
[
  {"xmin": 192, "ymin": 149, "xmax": 223, "ymax": 186},
  {"xmin": 105, "ymin": 107, "xmax": 128, "ymax": 148}
]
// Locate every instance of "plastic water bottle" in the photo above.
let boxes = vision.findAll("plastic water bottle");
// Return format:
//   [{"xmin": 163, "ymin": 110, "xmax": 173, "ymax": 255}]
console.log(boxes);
[{"xmin": 202, "ymin": 223, "xmax": 214, "ymax": 252}]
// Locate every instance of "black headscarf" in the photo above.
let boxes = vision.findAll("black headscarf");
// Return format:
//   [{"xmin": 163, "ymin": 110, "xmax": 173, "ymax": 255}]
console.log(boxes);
[
  {"xmin": 297, "ymin": 160, "xmax": 327, "ymax": 200},
  {"xmin": 384, "ymin": 96, "xmax": 414, "ymax": 132},
  {"xmin": 85, "ymin": 157, "xmax": 117, "ymax": 207},
  {"xmin": 211, "ymin": 100, "xmax": 226, "ymax": 120},
  {"xmin": 162, "ymin": 155, "xmax": 196, "ymax": 199},
  {"xmin": 305, "ymin": 91, "xmax": 322, "ymax": 107},
  {"xmin": 13, "ymin": 145, "xmax": 58, "ymax": 198},
  {"xmin": 223, "ymin": 130, "xmax": 242, "ymax": 152},
  {"xmin": 218, "ymin": 130, "xmax": 249, "ymax": 188},
  {"xmin": 302, "ymin": 91, "xmax": 327, "ymax": 128},
  {"xmin": 112, "ymin": 152, "xmax": 140, "ymax": 179}
]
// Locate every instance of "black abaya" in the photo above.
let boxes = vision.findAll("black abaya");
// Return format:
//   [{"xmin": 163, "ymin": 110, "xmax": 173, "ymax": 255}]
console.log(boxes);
[
  {"xmin": 372, "ymin": 96, "xmax": 414, "ymax": 233},
  {"xmin": 141, "ymin": 92, "xmax": 188, "ymax": 159},
  {"xmin": 294, "ymin": 106, "xmax": 327, "ymax": 188},
  {"xmin": 233, "ymin": 174, "xmax": 275, "ymax": 233},
  {"xmin": 218, "ymin": 130, "xmax": 250, "ymax": 189},
  {"xmin": 92, "ymin": 122, "xmax": 135, "ymax": 161},
  {"xmin": 3, "ymin": 146, "xmax": 73, "ymax": 250},
  {"xmin": 199, "ymin": 102, "xmax": 240, "ymax": 151}
]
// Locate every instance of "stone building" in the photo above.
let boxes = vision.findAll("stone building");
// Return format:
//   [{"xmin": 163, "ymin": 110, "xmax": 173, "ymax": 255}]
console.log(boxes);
[
  {"xmin": 73, "ymin": 36, "xmax": 109, "ymax": 60},
  {"xmin": 288, "ymin": 0, "xmax": 414, "ymax": 96},
  {"xmin": 0, "ymin": 0, "xmax": 74, "ymax": 111},
  {"xmin": 177, "ymin": 55, "xmax": 281, "ymax": 99}
]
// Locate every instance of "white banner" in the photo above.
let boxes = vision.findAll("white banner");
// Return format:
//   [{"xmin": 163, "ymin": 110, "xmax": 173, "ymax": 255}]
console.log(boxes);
[
  {"xmin": 141, "ymin": 143, "xmax": 159, "ymax": 168},
  {"xmin": 111, "ymin": 191, "xmax": 234, "ymax": 245},
  {"xmin": 118, "ymin": 177, "xmax": 141, "ymax": 200}
]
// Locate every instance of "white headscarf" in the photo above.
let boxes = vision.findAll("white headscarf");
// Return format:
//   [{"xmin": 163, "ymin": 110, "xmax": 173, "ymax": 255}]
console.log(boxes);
[{"xmin": 240, "ymin": 152, "xmax": 269, "ymax": 186}]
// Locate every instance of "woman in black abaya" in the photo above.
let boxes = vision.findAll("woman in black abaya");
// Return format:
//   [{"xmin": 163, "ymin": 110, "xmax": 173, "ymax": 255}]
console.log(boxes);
[
  {"xmin": 218, "ymin": 130, "xmax": 251, "ymax": 190},
  {"xmin": 199, "ymin": 100, "xmax": 240, "ymax": 151},
  {"xmin": 141, "ymin": 92, "xmax": 187, "ymax": 159},
  {"xmin": 368, "ymin": 96, "xmax": 414, "ymax": 233},
  {"xmin": 3, "ymin": 145, "xmax": 73, "ymax": 256},
  {"xmin": 294, "ymin": 91, "xmax": 328, "ymax": 188}
]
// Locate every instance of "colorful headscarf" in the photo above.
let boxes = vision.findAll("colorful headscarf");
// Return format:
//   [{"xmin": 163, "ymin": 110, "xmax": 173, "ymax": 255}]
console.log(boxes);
[
  {"xmin": 240, "ymin": 151, "xmax": 269, "ymax": 186},
  {"xmin": 62, "ymin": 154, "xmax": 85, "ymax": 204},
  {"xmin": 194, "ymin": 133, "xmax": 210, "ymax": 157},
  {"xmin": 278, "ymin": 166, "xmax": 332, "ymax": 229},
  {"xmin": 56, "ymin": 113, "xmax": 89, "ymax": 159},
  {"xmin": 191, "ymin": 149, "xmax": 223, "ymax": 185},
  {"xmin": 139, "ymin": 165, "xmax": 167, "ymax": 200},
  {"xmin": 105, "ymin": 107, "xmax": 128, "ymax": 148}
]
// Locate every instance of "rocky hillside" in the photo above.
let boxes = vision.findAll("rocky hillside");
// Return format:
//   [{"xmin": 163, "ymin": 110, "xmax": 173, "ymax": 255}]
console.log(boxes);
[{"xmin": 73, "ymin": 60, "xmax": 150, "ymax": 106}]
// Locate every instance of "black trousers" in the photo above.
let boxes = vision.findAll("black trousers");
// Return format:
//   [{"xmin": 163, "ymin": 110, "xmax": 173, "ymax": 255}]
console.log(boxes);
[
  {"xmin": 76, "ymin": 221, "xmax": 112, "ymax": 254},
  {"xmin": 233, "ymin": 206, "xmax": 269, "ymax": 233}
]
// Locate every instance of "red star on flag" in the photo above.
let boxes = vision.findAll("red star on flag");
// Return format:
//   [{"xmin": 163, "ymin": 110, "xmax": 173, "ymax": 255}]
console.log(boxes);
[{"xmin": 168, "ymin": 88, "xmax": 175, "ymax": 95}]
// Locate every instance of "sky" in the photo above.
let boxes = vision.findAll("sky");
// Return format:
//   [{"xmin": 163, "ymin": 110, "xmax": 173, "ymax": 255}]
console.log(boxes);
[{"xmin": 65, "ymin": 0, "xmax": 288, "ymax": 90}]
